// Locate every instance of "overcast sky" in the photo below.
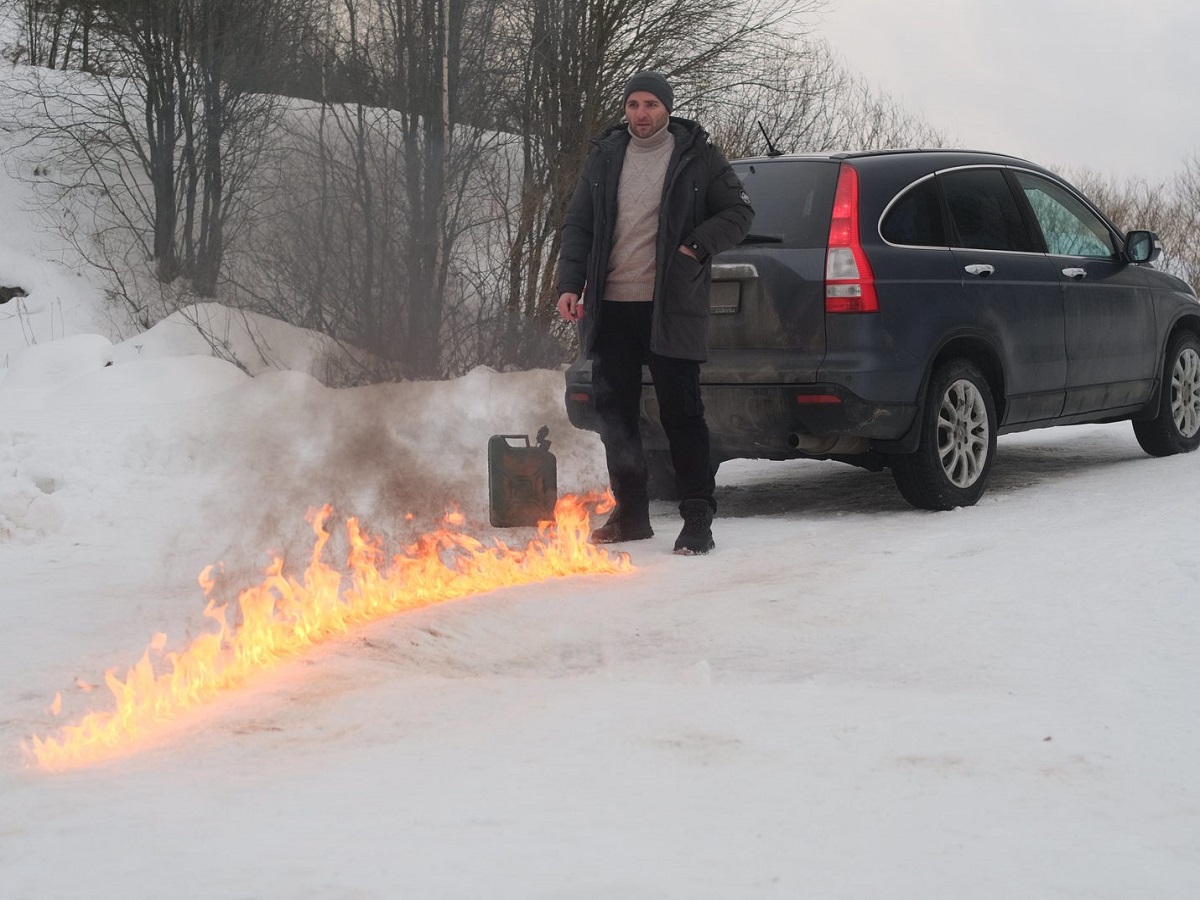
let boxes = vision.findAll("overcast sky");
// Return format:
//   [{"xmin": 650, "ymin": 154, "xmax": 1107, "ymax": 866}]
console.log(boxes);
[{"xmin": 818, "ymin": 0, "xmax": 1200, "ymax": 184}]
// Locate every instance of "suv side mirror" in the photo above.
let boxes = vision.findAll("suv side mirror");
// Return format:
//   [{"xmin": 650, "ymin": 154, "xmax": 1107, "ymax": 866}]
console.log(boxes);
[{"xmin": 1125, "ymin": 230, "xmax": 1162, "ymax": 264}]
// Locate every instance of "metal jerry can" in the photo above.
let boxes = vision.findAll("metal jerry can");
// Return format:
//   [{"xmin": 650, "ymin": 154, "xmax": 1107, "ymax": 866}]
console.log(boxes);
[{"xmin": 487, "ymin": 426, "xmax": 558, "ymax": 527}]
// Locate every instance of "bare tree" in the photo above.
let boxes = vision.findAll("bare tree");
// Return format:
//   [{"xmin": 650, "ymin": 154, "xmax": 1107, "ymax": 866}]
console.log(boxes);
[
  {"xmin": 708, "ymin": 42, "xmax": 947, "ymax": 162},
  {"xmin": 16, "ymin": 0, "xmax": 302, "ymax": 315},
  {"xmin": 229, "ymin": 0, "xmax": 509, "ymax": 380},
  {"xmin": 4, "ymin": 0, "xmax": 98, "ymax": 69},
  {"xmin": 1168, "ymin": 151, "xmax": 1200, "ymax": 288},
  {"xmin": 701, "ymin": 36, "xmax": 842, "ymax": 160},
  {"xmin": 379, "ymin": 0, "xmax": 462, "ymax": 377}
]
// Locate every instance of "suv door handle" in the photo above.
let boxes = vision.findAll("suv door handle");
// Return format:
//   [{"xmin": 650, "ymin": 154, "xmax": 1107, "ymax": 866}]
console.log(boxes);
[
  {"xmin": 1062, "ymin": 267, "xmax": 1087, "ymax": 280},
  {"xmin": 964, "ymin": 264, "xmax": 995, "ymax": 277}
]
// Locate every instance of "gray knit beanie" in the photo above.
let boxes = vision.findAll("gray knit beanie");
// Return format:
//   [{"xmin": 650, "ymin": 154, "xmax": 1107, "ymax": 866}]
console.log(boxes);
[{"xmin": 622, "ymin": 71, "xmax": 673, "ymax": 113}]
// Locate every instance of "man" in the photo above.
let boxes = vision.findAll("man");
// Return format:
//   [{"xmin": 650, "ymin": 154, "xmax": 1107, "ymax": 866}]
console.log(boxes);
[{"xmin": 556, "ymin": 71, "xmax": 754, "ymax": 555}]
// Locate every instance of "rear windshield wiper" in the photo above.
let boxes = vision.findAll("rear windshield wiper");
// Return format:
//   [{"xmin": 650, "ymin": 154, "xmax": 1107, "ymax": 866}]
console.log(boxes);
[{"xmin": 739, "ymin": 233, "xmax": 784, "ymax": 245}]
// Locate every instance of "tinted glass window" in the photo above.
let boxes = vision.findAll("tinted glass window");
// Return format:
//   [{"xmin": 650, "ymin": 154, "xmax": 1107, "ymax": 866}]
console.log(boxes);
[
  {"xmin": 731, "ymin": 160, "xmax": 838, "ymax": 249},
  {"xmin": 941, "ymin": 168, "xmax": 1036, "ymax": 252},
  {"xmin": 881, "ymin": 177, "xmax": 946, "ymax": 246},
  {"xmin": 1015, "ymin": 172, "xmax": 1117, "ymax": 258}
]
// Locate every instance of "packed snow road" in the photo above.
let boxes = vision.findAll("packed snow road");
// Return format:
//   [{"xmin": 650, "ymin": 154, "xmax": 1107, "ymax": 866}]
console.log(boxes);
[{"xmin": 1, "ymin": 362, "xmax": 1196, "ymax": 897}]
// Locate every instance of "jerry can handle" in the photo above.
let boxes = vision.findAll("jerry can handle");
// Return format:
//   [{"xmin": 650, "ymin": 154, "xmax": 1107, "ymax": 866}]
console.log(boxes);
[{"xmin": 494, "ymin": 434, "xmax": 532, "ymax": 448}]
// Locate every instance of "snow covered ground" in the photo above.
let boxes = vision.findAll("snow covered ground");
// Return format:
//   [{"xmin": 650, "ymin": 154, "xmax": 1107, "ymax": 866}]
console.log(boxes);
[{"xmin": 2, "ymin": 52, "xmax": 1199, "ymax": 900}]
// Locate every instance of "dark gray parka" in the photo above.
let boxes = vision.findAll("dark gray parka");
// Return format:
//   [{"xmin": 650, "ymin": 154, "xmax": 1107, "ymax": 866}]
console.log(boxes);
[{"xmin": 556, "ymin": 117, "xmax": 754, "ymax": 362}]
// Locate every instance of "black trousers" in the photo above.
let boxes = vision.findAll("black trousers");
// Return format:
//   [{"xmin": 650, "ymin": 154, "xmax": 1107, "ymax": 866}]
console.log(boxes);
[{"xmin": 593, "ymin": 301, "xmax": 715, "ymax": 510}]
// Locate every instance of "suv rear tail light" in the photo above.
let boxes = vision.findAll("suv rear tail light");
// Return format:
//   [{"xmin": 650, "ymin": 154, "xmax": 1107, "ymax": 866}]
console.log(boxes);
[{"xmin": 825, "ymin": 164, "xmax": 879, "ymax": 313}]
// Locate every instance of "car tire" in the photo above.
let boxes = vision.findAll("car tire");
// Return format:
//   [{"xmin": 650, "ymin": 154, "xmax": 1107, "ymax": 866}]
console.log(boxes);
[
  {"xmin": 646, "ymin": 450, "xmax": 679, "ymax": 501},
  {"xmin": 1132, "ymin": 330, "xmax": 1200, "ymax": 457},
  {"xmin": 892, "ymin": 359, "xmax": 998, "ymax": 510}
]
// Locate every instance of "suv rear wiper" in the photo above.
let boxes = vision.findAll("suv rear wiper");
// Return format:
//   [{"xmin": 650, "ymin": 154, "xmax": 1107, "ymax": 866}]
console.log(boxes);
[{"xmin": 739, "ymin": 233, "xmax": 783, "ymax": 245}]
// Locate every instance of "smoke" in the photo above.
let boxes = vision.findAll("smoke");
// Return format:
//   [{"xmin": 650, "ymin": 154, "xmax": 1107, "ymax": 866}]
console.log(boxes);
[{"xmin": 201, "ymin": 367, "xmax": 608, "ymax": 570}]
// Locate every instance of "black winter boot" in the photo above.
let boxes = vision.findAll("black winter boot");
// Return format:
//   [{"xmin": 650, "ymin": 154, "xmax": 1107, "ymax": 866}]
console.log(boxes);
[
  {"xmin": 590, "ymin": 504, "xmax": 654, "ymax": 544},
  {"xmin": 674, "ymin": 499, "xmax": 715, "ymax": 555}
]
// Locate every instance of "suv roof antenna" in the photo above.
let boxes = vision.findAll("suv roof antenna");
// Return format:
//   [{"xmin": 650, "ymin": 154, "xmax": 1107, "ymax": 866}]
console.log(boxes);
[{"xmin": 757, "ymin": 122, "xmax": 784, "ymax": 158}]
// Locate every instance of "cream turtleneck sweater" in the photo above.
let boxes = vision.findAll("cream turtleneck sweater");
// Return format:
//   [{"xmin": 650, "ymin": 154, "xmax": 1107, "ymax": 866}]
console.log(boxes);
[{"xmin": 606, "ymin": 123, "xmax": 674, "ymax": 302}]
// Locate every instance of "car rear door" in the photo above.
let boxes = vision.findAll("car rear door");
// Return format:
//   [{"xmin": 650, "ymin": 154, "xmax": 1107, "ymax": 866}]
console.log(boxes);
[
  {"xmin": 940, "ymin": 167, "xmax": 1067, "ymax": 425},
  {"xmin": 706, "ymin": 159, "xmax": 840, "ymax": 382},
  {"xmin": 700, "ymin": 158, "xmax": 840, "ymax": 388},
  {"xmin": 638, "ymin": 159, "xmax": 840, "ymax": 454},
  {"xmin": 1012, "ymin": 171, "xmax": 1157, "ymax": 415}
]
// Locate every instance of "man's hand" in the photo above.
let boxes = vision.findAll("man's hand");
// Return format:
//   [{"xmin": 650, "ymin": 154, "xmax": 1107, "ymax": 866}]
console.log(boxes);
[
  {"xmin": 557, "ymin": 291, "xmax": 585, "ymax": 321},
  {"xmin": 678, "ymin": 244, "xmax": 698, "ymax": 259}
]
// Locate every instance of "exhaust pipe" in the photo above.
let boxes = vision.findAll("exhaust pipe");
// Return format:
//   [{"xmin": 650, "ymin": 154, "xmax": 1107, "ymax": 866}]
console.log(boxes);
[{"xmin": 786, "ymin": 432, "xmax": 870, "ymax": 455}]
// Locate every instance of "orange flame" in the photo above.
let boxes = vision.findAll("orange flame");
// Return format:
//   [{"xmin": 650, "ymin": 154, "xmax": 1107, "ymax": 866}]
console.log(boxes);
[{"xmin": 29, "ymin": 492, "xmax": 630, "ymax": 770}]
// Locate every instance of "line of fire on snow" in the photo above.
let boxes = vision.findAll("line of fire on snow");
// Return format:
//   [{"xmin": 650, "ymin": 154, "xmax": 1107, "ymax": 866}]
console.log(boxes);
[{"xmin": 28, "ymin": 492, "xmax": 630, "ymax": 771}]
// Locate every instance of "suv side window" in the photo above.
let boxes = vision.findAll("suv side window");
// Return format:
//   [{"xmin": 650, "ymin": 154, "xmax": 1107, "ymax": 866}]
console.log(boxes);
[
  {"xmin": 1014, "ymin": 171, "xmax": 1117, "ymax": 258},
  {"xmin": 881, "ymin": 176, "xmax": 946, "ymax": 247},
  {"xmin": 941, "ymin": 168, "xmax": 1037, "ymax": 252}
]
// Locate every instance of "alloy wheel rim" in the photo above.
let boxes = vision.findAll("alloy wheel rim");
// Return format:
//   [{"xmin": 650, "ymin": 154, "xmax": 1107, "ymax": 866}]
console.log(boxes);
[
  {"xmin": 1171, "ymin": 347, "xmax": 1200, "ymax": 439},
  {"xmin": 937, "ymin": 379, "xmax": 989, "ymax": 488}
]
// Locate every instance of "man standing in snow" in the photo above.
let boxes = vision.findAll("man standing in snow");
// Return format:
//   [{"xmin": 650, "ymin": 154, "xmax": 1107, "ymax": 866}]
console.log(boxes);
[{"xmin": 556, "ymin": 72, "xmax": 753, "ymax": 554}]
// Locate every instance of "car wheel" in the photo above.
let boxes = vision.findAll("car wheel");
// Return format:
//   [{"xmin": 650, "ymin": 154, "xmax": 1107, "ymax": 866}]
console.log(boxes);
[
  {"xmin": 646, "ymin": 450, "xmax": 679, "ymax": 501},
  {"xmin": 892, "ymin": 359, "xmax": 997, "ymax": 510},
  {"xmin": 1133, "ymin": 331, "xmax": 1200, "ymax": 456}
]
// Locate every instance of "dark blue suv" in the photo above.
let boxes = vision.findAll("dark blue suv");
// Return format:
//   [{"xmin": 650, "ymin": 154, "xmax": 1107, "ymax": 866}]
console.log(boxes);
[{"xmin": 564, "ymin": 150, "xmax": 1200, "ymax": 509}]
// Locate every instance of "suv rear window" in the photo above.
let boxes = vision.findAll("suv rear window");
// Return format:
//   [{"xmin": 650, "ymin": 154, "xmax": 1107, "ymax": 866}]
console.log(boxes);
[{"xmin": 732, "ymin": 160, "xmax": 838, "ymax": 249}]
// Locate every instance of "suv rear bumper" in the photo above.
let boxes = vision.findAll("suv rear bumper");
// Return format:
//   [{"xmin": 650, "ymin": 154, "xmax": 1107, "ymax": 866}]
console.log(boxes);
[{"xmin": 565, "ymin": 376, "xmax": 917, "ymax": 457}]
